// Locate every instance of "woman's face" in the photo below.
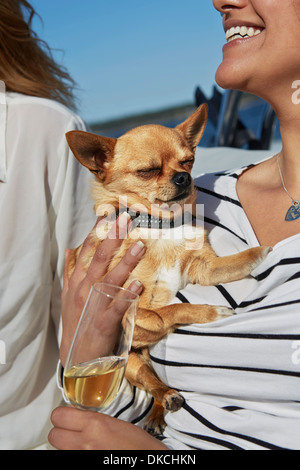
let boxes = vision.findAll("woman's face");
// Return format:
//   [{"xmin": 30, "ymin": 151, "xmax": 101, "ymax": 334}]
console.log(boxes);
[{"xmin": 213, "ymin": 0, "xmax": 300, "ymax": 101}]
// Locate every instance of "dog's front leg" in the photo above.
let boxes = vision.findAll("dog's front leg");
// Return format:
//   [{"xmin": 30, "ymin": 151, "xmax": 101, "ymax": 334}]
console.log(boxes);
[
  {"xmin": 187, "ymin": 245, "xmax": 271, "ymax": 286},
  {"xmin": 131, "ymin": 303, "xmax": 231, "ymax": 349},
  {"xmin": 125, "ymin": 349, "xmax": 184, "ymax": 435}
]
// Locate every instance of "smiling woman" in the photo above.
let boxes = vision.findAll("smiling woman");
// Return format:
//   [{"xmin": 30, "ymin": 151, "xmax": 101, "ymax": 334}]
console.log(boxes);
[
  {"xmin": 214, "ymin": 0, "xmax": 300, "ymax": 107},
  {"xmin": 214, "ymin": 0, "xmax": 300, "ymax": 247}
]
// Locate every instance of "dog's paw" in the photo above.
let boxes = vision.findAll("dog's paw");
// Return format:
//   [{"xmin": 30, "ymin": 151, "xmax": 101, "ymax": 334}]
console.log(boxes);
[
  {"xmin": 144, "ymin": 415, "xmax": 166, "ymax": 437},
  {"xmin": 144, "ymin": 401, "xmax": 166, "ymax": 436},
  {"xmin": 257, "ymin": 246, "xmax": 273, "ymax": 262},
  {"xmin": 262, "ymin": 246, "xmax": 273, "ymax": 256},
  {"xmin": 144, "ymin": 391, "xmax": 184, "ymax": 435},
  {"xmin": 250, "ymin": 246, "xmax": 272, "ymax": 270},
  {"xmin": 162, "ymin": 389, "xmax": 185, "ymax": 411},
  {"xmin": 215, "ymin": 306, "xmax": 235, "ymax": 320}
]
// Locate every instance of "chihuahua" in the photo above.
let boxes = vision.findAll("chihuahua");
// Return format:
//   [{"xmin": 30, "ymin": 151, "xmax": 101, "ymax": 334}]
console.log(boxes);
[{"xmin": 65, "ymin": 104, "xmax": 270, "ymax": 434}]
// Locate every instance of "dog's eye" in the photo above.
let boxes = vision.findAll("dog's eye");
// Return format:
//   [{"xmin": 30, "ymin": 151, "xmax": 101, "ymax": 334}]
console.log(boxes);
[
  {"xmin": 180, "ymin": 158, "xmax": 194, "ymax": 170},
  {"xmin": 137, "ymin": 168, "xmax": 161, "ymax": 179}
]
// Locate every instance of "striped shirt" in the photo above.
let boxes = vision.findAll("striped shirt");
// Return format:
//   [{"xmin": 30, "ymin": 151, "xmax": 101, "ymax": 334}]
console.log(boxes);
[{"xmin": 98, "ymin": 163, "xmax": 300, "ymax": 449}]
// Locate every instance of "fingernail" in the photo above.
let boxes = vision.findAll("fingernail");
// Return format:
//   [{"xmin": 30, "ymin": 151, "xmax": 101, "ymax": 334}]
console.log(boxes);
[
  {"xmin": 118, "ymin": 211, "xmax": 131, "ymax": 229},
  {"xmin": 130, "ymin": 279, "xmax": 143, "ymax": 293},
  {"xmin": 130, "ymin": 240, "xmax": 145, "ymax": 256}
]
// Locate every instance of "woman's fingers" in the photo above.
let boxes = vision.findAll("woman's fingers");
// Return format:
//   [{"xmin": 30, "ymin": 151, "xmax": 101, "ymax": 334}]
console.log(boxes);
[
  {"xmin": 48, "ymin": 406, "xmax": 168, "ymax": 450},
  {"xmin": 59, "ymin": 213, "xmax": 145, "ymax": 366},
  {"xmin": 101, "ymin": 241, "xmax": 145, "ymax": 287},
  {"xmin": 50, "ymin": 406, "xmax": 87, "ymax": 432},
  {"xmin": 71, "ymin": 212, "xmax": 132, "ymax": 288}
]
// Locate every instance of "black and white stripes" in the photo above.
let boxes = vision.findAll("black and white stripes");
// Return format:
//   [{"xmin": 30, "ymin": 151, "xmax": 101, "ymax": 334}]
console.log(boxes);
[{"xmin": 104, "ymin": 164, "xmax": 300, "ymax": 450}]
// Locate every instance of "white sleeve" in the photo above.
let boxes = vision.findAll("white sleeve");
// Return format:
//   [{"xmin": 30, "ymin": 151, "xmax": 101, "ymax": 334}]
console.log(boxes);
[{"xmin": 47, "ymin": 113, "xmax": 96, "ymax": 343}]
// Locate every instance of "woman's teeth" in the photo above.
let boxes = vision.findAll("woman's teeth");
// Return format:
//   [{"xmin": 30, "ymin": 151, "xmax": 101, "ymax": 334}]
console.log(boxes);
[{"xmin": 225, "ymin": 26, "xmax": 262, "ymax": 43}]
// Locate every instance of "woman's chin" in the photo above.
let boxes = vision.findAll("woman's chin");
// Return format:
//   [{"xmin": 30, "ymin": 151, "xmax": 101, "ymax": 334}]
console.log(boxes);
[{"xmin": 215, "ymin": 63, "xmax": 249, "ymax": 93}]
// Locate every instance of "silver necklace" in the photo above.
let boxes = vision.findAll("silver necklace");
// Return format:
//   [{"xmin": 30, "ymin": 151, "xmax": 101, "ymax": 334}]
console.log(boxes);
[{"xmin": 276, "ymin": 154, "xmax": 300, "ymax": 221}]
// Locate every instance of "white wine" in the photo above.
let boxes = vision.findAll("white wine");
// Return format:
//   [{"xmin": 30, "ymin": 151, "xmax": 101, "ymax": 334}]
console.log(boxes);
[{"xmin": 63, "ymin": 356, "xmax": 126, "ymax": 410}]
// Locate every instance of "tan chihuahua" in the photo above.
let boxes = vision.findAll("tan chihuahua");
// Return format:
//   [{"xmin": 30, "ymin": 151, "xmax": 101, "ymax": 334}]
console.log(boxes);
[{"xmin": 65, "ymin": 104, "xmax": 270, "ymax": 434}]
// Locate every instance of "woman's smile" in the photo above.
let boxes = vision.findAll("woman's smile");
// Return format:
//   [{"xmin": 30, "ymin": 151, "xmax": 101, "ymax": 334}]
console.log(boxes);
[
  {"xmin": 225, "ymin": 25, "xmax": 264, "ymax": 43},
  {"xmin": 222, "ymin": 18, "xmax": 265, "ymax": 51}
]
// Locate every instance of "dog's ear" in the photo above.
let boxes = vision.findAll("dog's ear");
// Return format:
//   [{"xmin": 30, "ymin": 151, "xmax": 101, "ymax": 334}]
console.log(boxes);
[
  {"xmin": 66, "ymin": 130, "xmax": 117, "ymax": 175},
  {"xmin": 176, "ymin": 103, "xmax": 208, "ymax": 151}
]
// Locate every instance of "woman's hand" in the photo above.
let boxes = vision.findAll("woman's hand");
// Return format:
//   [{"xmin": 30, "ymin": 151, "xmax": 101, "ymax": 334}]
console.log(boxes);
[
  {"xmin": 60, "ymin": 212, "xmax": 145, "ymax": 366},
  {"xmin": 48, "ymin": 406, "xmax": 167, "ymax": 450}
]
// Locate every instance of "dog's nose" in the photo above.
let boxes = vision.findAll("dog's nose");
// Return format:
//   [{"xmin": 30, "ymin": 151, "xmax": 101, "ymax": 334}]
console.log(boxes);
[{"xmin": 172, "ymin": 172, "xmax": 191, "ymax": 188}]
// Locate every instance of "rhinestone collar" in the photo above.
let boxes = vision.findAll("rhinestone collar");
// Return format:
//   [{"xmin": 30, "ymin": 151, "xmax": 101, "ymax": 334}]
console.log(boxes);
[{"xmin": 120, "ymin": 208, "xmax": 194, "ymax": 229}]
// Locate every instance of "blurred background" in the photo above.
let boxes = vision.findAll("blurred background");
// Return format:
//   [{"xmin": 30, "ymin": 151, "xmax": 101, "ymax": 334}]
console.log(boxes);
[
  {"xmin": 30, "ymin": 1, "xmax": 223, "ymax": 122},
  {"xmin": 29, "ymin": 0, "xmax": 280, "ymax": 152}
]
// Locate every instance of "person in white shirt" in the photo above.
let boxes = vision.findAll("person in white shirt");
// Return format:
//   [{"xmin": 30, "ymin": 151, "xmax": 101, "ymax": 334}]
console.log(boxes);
[
  {"xmin": 0, "ymin": 0, "xmax": 97, "ymax": 449},
  {"xmin": 48, "ymin": 0, "xmax": 300, "ymax": 451}
]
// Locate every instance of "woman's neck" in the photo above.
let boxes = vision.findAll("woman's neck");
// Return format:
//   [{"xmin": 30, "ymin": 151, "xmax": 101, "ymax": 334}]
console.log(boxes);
[
  {"xmin": 276, "ymin": 128, "xmax": 300, "ymax": 195},
  {"xmin": 271, "ymin": 99, "xmax": 300, "ymax": 192},
  {"xmin": 234, "ymin": 90, "xmax": 300, "ymax": 246}
]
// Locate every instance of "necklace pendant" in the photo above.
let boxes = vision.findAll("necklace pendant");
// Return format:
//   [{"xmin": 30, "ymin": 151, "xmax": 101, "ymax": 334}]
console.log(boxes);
[{"xmin": 285, "ymin": 201, "xmax": 300, "ymax": 221}]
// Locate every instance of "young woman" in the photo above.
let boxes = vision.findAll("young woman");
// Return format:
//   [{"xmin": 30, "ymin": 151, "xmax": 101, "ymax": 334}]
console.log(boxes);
[
  {"xmin": 49, "ymin": 0, "xmax": 300, "ymax": 450},
  {"xmin": 1, "ymin": 0, "xmax": 98, "ymax": 449}
]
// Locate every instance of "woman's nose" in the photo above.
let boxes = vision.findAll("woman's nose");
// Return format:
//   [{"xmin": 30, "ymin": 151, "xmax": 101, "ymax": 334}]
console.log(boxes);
[{"xmin": 213, "ymin": 0, "xmax": 249, "ymax": 15}]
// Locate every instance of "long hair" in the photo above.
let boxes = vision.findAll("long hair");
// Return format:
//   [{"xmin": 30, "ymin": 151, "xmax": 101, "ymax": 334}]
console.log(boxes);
[{"xmin": 0, "ymin": 0, "xmax": 77, "ymax": 110}]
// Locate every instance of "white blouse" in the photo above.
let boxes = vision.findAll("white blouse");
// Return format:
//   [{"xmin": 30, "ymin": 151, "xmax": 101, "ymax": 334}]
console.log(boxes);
[
  {"xmin": 101, "ymin": 163, "xmax": 300, "ymax": 450},
  {"xmin": 0, "ymin": 91, "xmax": 95, "ymax": 449}
]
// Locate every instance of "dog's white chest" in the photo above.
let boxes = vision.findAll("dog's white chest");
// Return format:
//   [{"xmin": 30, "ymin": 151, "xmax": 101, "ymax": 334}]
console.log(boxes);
[
  {"xmin": 131, "ymin": 224, "xmax": 205, "ymax": 245},
  {"xmin": 156, "ymin": 260, "xmax": 185, "ymax": 296}
]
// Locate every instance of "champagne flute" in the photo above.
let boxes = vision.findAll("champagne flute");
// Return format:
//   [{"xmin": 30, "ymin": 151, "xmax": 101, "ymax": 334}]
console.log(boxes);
[{"xmin": 63, "ymin": 282, "xmax": 139, "ymax": 411}]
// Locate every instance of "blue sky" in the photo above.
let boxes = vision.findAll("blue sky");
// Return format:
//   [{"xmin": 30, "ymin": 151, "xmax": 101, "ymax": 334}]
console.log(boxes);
[{"xmin": 30, "ymin": 1, "xmax": 225, "ymax": 124}]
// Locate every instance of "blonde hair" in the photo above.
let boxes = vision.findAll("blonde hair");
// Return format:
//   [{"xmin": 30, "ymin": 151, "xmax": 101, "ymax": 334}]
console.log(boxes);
[{"xmin": 0, "ymin": 0, "xmax": 76, "ymax": 109}]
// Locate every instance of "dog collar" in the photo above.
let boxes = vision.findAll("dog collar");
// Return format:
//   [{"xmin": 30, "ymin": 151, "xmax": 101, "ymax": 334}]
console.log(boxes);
[{"xmin": 120, "ymin": 209, "xmax": 194, "ymax": 229}]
